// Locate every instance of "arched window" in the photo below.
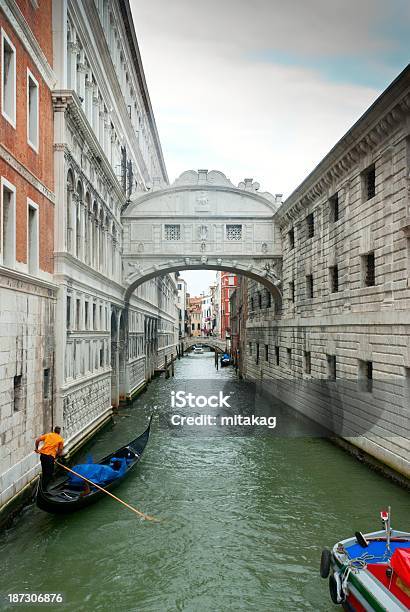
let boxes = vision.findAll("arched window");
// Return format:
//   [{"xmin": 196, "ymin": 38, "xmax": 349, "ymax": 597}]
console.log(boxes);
[
  {"xmin": 92, "ymin": 201, "xmax": 98, "ymax": 269},
  {"xmin": 84, "ymin": 192, "xmax": 91, "ymax": 265},
  {"xmin": 99, "ymin": 209, "xmax": 104, "ymax": 270}
]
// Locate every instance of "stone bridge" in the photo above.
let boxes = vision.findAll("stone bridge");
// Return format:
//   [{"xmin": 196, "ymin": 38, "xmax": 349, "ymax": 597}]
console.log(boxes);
[
  {"xmin": 183, "ymin": 337, "xmax": 227, "ymax": 353},
  {"xmin": 121, "ymin": 170, "xmax": 283, "ymax": 302}
]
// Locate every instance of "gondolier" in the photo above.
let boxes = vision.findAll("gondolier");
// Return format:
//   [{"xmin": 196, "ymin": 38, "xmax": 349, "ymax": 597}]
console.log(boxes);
[{"xmin": 35, "ymin": 427, "xmax": 64, "ymax": 489}]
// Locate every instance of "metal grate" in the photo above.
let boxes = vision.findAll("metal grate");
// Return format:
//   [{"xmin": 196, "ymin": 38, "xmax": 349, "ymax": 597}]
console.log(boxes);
[
  {"xmin": 289, "ymin": 281, "xmax": 295, "ymax": 303},
  {"xmin": 275, "ymin": 346, "xmax": 280, "ymax": 365},
  {"xmin": 288, "ymin": 227, "xmax": 295, "ymax": 249},
  {"xmin": 226, "ymin": 224, "xmax": 242, "ymax": 241},
  {"xmin": 330, "ymin": 265, "xmax": 339, "ymax": 292},
  {"xmin": 327, "ymin": 355, "xmax": 336, "ymax": 380},
  {"xmin": 365, "ymin": 252, "xmax": 375, "ymax": 286},
  {"xmin": 306, "ymin": 274, "xmax": 314, "ymax": 298},
  {"xmin": 306, "ymin": 213, "xmax": 314, "ymax": 238},
  {"xmin": 365, "ymin": 166, "xmax": 376, "ymax": 200},
  {"xmin": 304, "ymin": 351, "xmax": 311, "ymax": 374},
  {"xmin": 164, "ymin": 224, "xmax": 181, "ymax": 241},
  {"xmin": 329, "ymin": 193, "xmax": 339, "ymax": 222}
]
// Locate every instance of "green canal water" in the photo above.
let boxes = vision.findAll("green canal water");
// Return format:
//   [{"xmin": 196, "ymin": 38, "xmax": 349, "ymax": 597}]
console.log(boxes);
[{"xmin": 0, "ymin": 352, "xmax": 409, "ymax": 611}]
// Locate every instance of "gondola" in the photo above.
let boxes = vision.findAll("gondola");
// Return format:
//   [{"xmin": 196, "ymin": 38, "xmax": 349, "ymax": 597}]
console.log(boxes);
[{"xmin": 36, "ymin": 416, "xmax": 152, "ymax": 514}]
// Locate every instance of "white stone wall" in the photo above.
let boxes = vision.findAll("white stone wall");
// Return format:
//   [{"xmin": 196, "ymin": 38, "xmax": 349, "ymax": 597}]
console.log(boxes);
[
  {"xmin": 244, "ymin": 85, "xmax": 410, "ymax": 479},
  {"xmin": 0, "ymin": 271, "xmax": 55, "ymax": 507}
]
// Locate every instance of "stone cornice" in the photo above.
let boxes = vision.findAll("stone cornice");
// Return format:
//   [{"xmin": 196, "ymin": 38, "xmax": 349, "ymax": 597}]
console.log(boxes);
[
  {"xmin": 69, "ymin": 0, "xmax": 155, "ymax": 187},
  {"xmin": 276, "ymin": 64, "xmax": 410, "ymax": 227},
  {"xmin": 53, "ymin": 90, "xmax": 126, "ymax": 205},
  {"xmin": 0, "ymin": 0, "xmax": 56, "ymax": 89},
  {"xmin": 0, "ymin": 264, "xmax": 58, "ymax": 293},
  {"xmin": 0, "ymin": 143, "xmax": 55, "ymax": 203},
  {"xmin": 116, "ymin": 0, "xmax": 169, "ymax": 183}
]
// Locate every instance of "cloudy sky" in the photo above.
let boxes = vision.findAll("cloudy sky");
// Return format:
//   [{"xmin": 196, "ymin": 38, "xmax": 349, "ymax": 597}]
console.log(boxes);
[{"xmin": 131, "ymin": 0, "xmax": 409, "ymax": 294}]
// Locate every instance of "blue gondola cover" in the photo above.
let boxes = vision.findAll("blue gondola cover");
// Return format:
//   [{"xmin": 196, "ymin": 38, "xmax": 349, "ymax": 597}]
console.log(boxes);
[{"xmin": 68, "ymin": 457, "xmax": 128, "ymax": 487}]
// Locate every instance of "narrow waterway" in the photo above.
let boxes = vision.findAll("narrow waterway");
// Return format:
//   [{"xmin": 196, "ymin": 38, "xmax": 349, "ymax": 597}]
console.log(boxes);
[{"xmin": 1, "ymin": 352, "xmax": 408, "ymax": 611}]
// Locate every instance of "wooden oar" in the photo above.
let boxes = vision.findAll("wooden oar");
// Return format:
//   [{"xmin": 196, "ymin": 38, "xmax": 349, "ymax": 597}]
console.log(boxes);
[{"xmin": 55, "ymin": 461, "xmax": 159, "ymax": 522}]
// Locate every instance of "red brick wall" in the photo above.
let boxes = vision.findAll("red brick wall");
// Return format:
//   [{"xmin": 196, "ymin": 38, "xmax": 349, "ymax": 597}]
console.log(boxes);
[
  {"xmin": 15, "ymin": 0, "xmax": 53, "ymax": 66},
  {"xmin": 0, "ymin": 9, "xmax": 54, "ymax": 274}
]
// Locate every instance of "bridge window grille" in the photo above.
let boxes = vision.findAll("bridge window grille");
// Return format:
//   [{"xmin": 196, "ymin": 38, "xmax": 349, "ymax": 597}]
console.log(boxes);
[
  {"xmin": 359, "ymin": 359, "xmax": 373, "ymax": 393},
  {"xmin": 266, "ymin": 290, "xmax": 272, "ymax": 308},
  {"xmin": 258, "ymin": 292, "xmax": 262, "ymax": 308},
  {"xmin": 265, "ymin": 344, "xmax": 269, "ymax": 362},
  {"xmin": 306, "ymin": 213, "xmax": 314, "ymax": 238},
  {"xmin": 226, "ymin": 224, "xmax": 242, "ymax": 241},
  {"xmin": 256, "ymin": 343, "xmax": 259, "ymax": 365},
  {"xmin": 13, "ymin": 375, "xmax": 24, "ymax": 412},
  {"xmin": 329, "ymin": 193, "xmax": 339, "ymax": 222},
  {"xmin": 275, "ymin": 346, "xmax": 280, "ymax": 365},
  {"xmin": 164, "ymin": 224, "xmax": 181, "ymax": 241},
  {"xmin": 287, "ymin": 347, "xmax": 292, "ymax": 368}
]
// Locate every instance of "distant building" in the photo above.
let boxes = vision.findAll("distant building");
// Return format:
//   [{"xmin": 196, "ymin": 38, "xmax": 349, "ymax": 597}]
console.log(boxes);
[
  {"xmin": 177, "ymin": 277, "xmax": 188, "ymax": 338},
  {"xmin": 188, "ymin": 296, "xmax": 202, "ymax": 337},
  {"xmin": 201, "ymin": 293, "xmax": 212, "ymax": 335},
  {"xmin": 0, "ymin": 0, "xmax": 56, "ymax": 506},
  {"xmin": 210, "ymin": 281, "xmax": 219, "ymax": 336},
  {"xmin": 220, "ymin": 271, "xmax": 237, "ymax": 339}
]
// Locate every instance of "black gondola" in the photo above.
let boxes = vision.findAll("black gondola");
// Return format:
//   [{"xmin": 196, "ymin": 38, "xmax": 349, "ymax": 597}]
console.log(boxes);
[{"xmin": 36, "ymin": 416, "xmax": 152, "ymax": 514}]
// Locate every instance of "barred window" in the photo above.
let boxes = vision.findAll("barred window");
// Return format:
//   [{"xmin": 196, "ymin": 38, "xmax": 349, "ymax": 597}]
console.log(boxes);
[
  {"xmin": 304, "ymin": 351, "xmax": 311, "ymax": 374},
  {"xmin": 363, "ymin": 165, "xmax": 376, "ymax": 201},
  {"xmin": 329, "ymin": 265, "xmax": 339, "ymax": 293},
  {"xmin": 289, "ymin": 281, "xmax": 295, "ymax": 303},
  {"xmin": 363, "ymin": 252, "xmax": 375, "ymax": 287},
  {"xmin": 226, "ymin": 224, "xmax": 242, "ymax": 241},
  {"xmin": 327, "ymin": 355, "xmax": 337, "ymax": 380},
  {"xmin": 266, "ymin": 290, "xmax": 272, "ymax": 308},
  {"xmin": 164, "ymin": 224, "xmax": 181, "ymax": 241},
  {"xmin": 265, "ymin": 344, "xmax": 269, "ymax": 362},
  {"xmin": 306, "ymin": 213, "xmax": 314, "ymax": 238},
  {"xmin": 288, "ymin": 227, "xmax": 295, "ymax": 249},
  {"xmin": 329, "ymin": 193, "xmax": 339, "ymax": 222},
  {"xmin": 275, "ymin": 346, "xmax": 280, "ymax": 366},
  {"xmin": 306, "ymin": 274, "xmax": 314, "ymax": 299}
]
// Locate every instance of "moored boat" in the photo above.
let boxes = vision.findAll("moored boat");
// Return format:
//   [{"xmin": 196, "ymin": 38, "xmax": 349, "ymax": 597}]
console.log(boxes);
[
  {"xmin": 220, "ymin": 353, "xmax": 230, "ymax": 367},
  {"xmin": 320, "ymin": 508, "xmax": 410, "ymax": 610},
  {"xmin": 36, "ymin": 416, "xmax": 152, "ymax": 514}
]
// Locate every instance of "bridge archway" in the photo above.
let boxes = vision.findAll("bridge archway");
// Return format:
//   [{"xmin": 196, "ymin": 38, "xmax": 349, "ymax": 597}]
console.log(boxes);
[{"xmin": 122, "ymin": 170, "xmax": 283, "ymax": 304}]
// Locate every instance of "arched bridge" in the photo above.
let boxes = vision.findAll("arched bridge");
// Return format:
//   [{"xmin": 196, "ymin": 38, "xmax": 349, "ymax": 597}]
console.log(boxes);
[
  {"xmin": 121, "ymin": 170, "xmax": 283, "ymax": 301},
  {"xmin": 183, "ymin": 337, "xmax": 227, "ymax": 353}
]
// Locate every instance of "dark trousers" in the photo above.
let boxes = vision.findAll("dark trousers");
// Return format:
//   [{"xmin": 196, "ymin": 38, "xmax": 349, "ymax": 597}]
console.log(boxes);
[{"xmin": 40, "ymin": 454, "xmax": 55, "ymax": 489}]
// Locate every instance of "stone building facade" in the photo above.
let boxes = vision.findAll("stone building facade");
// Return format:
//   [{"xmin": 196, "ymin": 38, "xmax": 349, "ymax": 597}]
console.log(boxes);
[
  {"xmin": 0, "ymin": 0, "xmax": 56, "ymax": 507},
  {"xmin": 51, "ymin": 0, "xmax": 177, "ymax": 453},
  {"xmin": 243, "ymin": 66, "xmax": 410, "ymax": 479}
]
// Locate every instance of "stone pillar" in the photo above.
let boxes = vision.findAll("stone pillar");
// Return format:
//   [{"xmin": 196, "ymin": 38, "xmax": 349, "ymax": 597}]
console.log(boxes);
[
  {"xmin": 85, "ymin": 77, "xmax": 93, "ymax": 122},
  {"xmin": 67, "ymin": 41, "xmax": 79, "ymax": 91}
]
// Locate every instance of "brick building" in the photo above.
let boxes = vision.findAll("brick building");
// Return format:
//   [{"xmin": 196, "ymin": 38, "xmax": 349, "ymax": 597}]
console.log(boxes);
[
  {"xmin": 219, "ymin": 270, "xmax": 237, "ymax": 339},
  {"xmin": 244, "ymin": 66, "xmax": 410, "ymax": 479},
  {"xmin": 0, "ymin": 0, "xmax": 56, "ymax": 507}
]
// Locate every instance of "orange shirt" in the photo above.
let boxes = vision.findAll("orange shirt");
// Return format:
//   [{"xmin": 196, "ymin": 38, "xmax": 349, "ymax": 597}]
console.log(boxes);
[{"xmin": 38, "ymin": 433, "xmax": 64, "ymax": 458}]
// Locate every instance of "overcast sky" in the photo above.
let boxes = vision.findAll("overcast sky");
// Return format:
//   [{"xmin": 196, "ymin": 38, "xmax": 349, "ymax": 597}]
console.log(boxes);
[{"xmin": 131, "ymin": 0, "xmax": 409, "ymax": 295}]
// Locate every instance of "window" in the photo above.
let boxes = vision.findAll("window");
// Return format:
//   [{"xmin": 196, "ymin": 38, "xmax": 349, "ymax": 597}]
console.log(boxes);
[
  {"xmin": 359, "ymin": 359, "xmax": 373, "ymax": 393},
  {"xmin": 226, "ymin": 224, "xmax": 242, "ymax": 241},
  {"xmin": 329, "ymin": 265, "xmax": 339, "ymax": 293},
  {"xmin": 76, "ymin": 299, "xmax": 81, "ymax": 329},
  {"xmin": 363, "ymin": 165, "xmax": 376, "ymax": 200},
  {"xmin": 275, "ymin": 346, "xmax": 280, "ymax": 366},
  {"xmin": 228, "ymin": 276, "xmax": 235, "ymax": 285},
  {"xmin": 306, "ymin": 212, "xmax": 314, "ymax": 238},
  {"xmin": 43, "ymin": 368, "xmax": 50, "ymax": 399},
  {"xmin": 27, "ymin": 69, "xmax": 39, "ymax": 151},
  {"xmin": 327, "ymin": 355, "xmax": 337, "ymax": 380},
  {"xmin": 85, "ymin": 301, "xmax": 89, "ymax": 330},
  {"xmin": 289, "ymin": 281, "xmax": 295, "ymax": 303},
  {"xmin": 362, "ymin": 252, "xmax": 375, "ymax": 287},
  {"xmin": 93, "ymin": 303, "xmax": 96, "ymax": 329},
  {"xmin": 304, "ymin": 351, "xmax": 311, "ymax": 374},
  {"xmin": 27, "ymin": 200, "xmax": 39, "ymax": 274},
  {"xmin": 1, "ymin": 29, "xmax": 16, "ymax": 127},
  {"xmin": 265, "ymin": 344, "xmax": 269, "ymax": 362},
  {"xmin": 100, "ymin": 344, "xmax": 104, "ymax": 368},
  {"xmin": 266, "ymin": 290, "xmax": 272, "ymax": 308},
  {"xmin": 256, "ymin": 343, "xmax": 259, "ymax": 365},
  {"xmin": 329, "ymin": 193, "xmax": 339, "ymax": 223},
  {"xmin": 13, "ymin": 375, "xmax": 23, "ymax": 411},
  {"xmin": 249, "ymin": 342, "xmax": 252, "ymax": 356},
  {"xmin": 164, "ymin": 224, "xmax": 181, "ymax": 240},
  {"xmin": 287, "ymin": 347, "xmax": 292, "ymax": 368},
  {"xmin": 178, "ymin": 283, "xmax": 182, "ymax": 290},
  {"xmin": 66, "ymin": 295, "xmax": 71, "ymax": 329},
  {"xmin": 306, "ymin": 274, "xmax": 313, "ymax": 299},
  {"xmin": 288, "ymin": 227, "xmax": 295, "ymax": 249},
  {"xmin": 1, "ymin": 178, "xmax": 16, "ymax": 267},
  {"xmin": 258, "ymin": 292, "xmax": 262, "ymax": 309},
  {"xmin": 250, "ymin": 296, "xmax": 254, "ymax": 310}
]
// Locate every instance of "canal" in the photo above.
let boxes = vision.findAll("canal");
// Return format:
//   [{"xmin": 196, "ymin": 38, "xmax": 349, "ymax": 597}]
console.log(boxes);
[{"xmin": 1, "ymin": 351, "xmax": 408, "ymax": 611}]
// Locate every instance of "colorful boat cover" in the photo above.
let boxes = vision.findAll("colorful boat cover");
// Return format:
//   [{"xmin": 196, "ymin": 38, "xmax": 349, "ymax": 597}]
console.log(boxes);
[{"xmin": 391, "ymin": 548, "xmax": 410, "ymax": 587}]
